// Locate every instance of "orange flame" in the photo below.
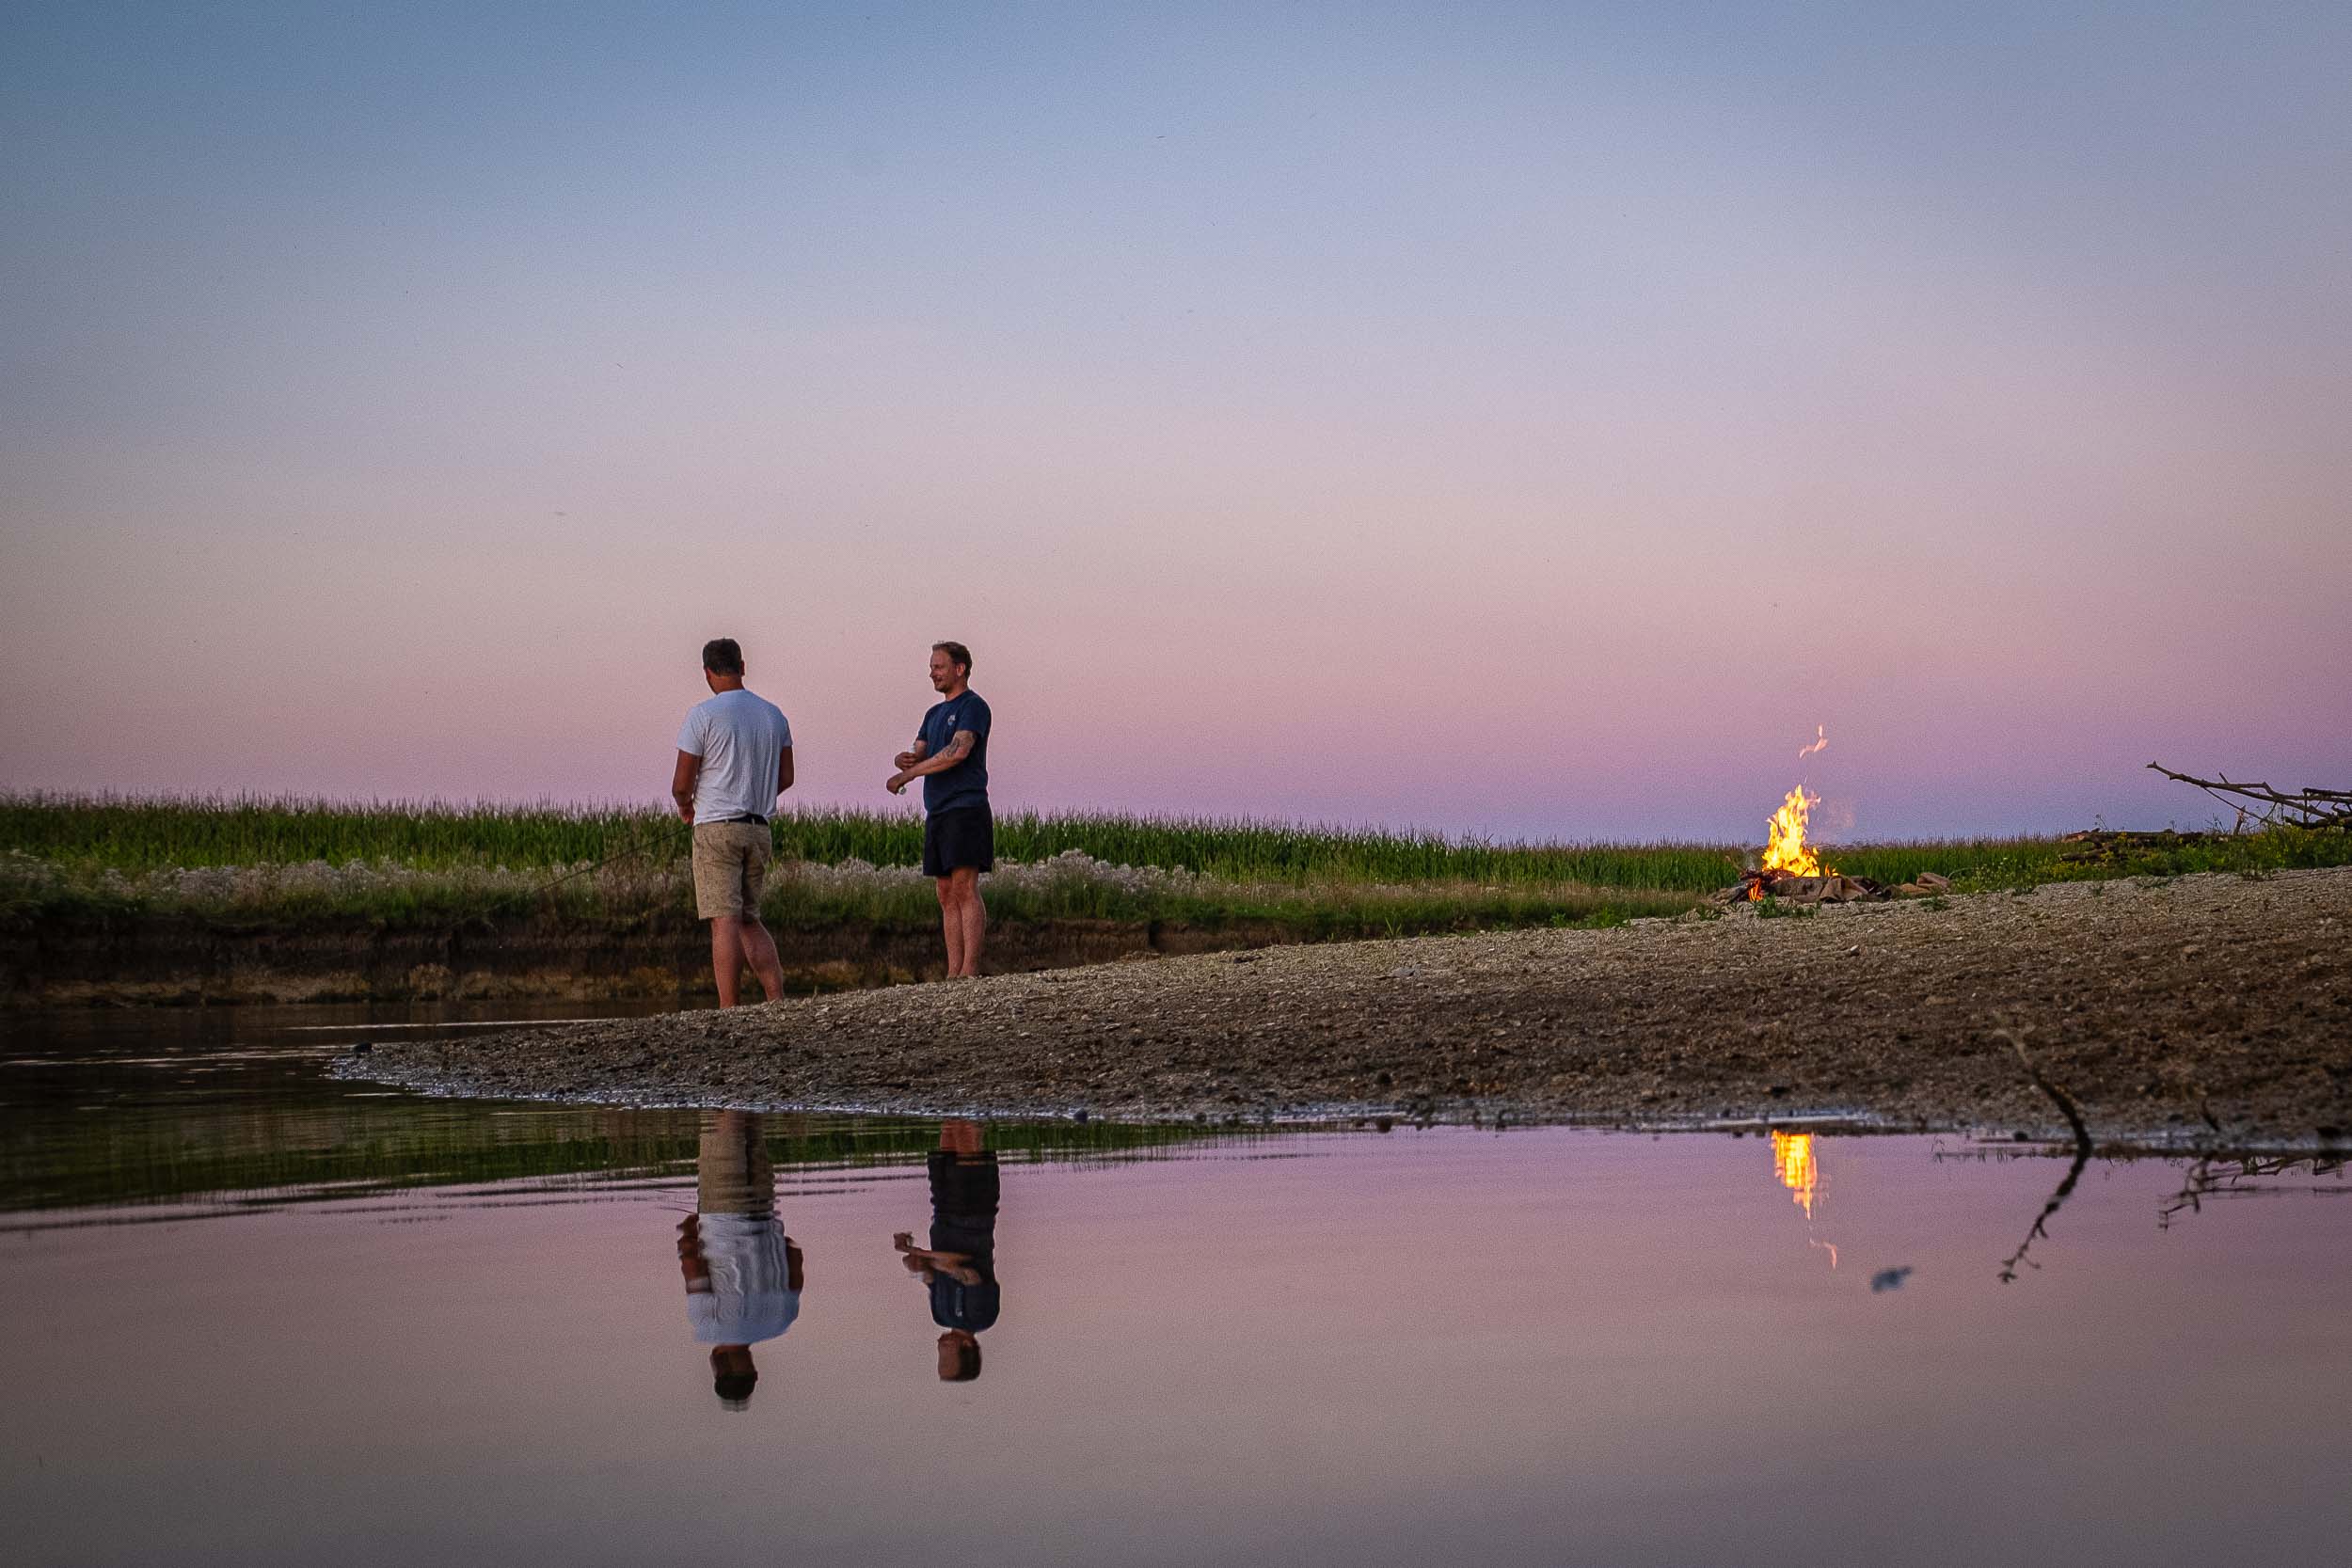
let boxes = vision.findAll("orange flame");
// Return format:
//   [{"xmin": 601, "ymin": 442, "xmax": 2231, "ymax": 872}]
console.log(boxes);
[
  {"xmin": 1772, "ymin": 1131, "xmax": 1820, "ymax": 1219},
  {"xmin": 1762, "ymin": 785, "xmax": 1825, "ymax": 877}
]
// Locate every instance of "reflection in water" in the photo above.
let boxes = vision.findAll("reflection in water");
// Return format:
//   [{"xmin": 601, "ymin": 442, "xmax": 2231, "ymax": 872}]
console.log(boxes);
[
  {"xmin": 1997, "ymin": 1143, "xmax": 2089, "ymax": 1285},
  {"xmin": 1771, "ymin": 1130, "xmax": 1837, "ymax": 1269},
  {"xmin": 8, "ymin": 1079, "xmax": 2352, "ymax": 1562},
  {"xmin": 677, "ymin": 1111, "xmax": 803, "ymax": 1408},
  {"xmin": 1994, "ymin": 1023, "xmax": 2099, "ymax": 1284},
  {"xmin": 2160, "ymin": 1154, "xmax": 2349, "ymax": 1228},
  {"xmin": 894, "ymin": 1119, "xmax": 1001, "ymax": 1382},
  {"xmin": 1771, "ymin": 1132, "xmax": 1820, "ymax": 1218},
  {"xmin": 0, "ymin": 997, "xmax": 1246, "ymax": 1220}
]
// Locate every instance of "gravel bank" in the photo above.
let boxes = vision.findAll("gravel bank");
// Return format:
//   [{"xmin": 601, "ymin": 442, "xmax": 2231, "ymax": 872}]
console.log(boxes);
[{"xmin": 342, "ymin": 866, "xmax": 2352, "ymax": 1147}]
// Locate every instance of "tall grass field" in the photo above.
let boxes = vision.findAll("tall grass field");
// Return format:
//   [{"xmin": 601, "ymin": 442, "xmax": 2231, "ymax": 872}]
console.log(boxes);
[{"xmin": 5, "ymin": 792, "xmax": 2345, "ymax": 935}]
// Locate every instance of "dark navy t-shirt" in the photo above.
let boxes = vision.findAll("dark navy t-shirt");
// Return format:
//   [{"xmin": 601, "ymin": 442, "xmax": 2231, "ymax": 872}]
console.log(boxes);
[
  {"xmin": 927, "ymin": 1150, "xmax": 1000, "ymax": 1333},
  {"xmin": 917, "ymin": 691, "xmax": 991, "ymax": 815}
]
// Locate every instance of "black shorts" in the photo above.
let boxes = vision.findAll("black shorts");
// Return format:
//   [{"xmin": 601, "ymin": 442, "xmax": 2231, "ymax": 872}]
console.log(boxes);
[{"xmin": 922, "ymin": 805, "xmax": 994, "ymax": 877}]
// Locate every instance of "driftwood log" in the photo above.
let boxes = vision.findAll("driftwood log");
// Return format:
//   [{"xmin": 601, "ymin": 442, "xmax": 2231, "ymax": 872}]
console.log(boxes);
[{"xmin": 2146, "ymin": 762, "xmax": 2352, "ymax": 832}]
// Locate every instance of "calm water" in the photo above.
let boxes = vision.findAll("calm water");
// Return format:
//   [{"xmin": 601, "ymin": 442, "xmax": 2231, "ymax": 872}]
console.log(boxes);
[{"xmin": 2, "ymin": 1006, "xmax": 2345, "ymax": 1566}]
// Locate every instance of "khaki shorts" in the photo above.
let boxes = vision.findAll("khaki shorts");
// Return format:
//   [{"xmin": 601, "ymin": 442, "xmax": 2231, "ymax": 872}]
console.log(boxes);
[{"xmin": 691, "ymin": 821, "xmax": 772, "ymax": 920}]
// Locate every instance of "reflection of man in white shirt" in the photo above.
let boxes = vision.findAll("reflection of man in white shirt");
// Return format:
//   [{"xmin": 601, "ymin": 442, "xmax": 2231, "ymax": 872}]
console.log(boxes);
[{"xmin": 676, "ymin": 1111, "xmax": 803, "ymax": 1409}]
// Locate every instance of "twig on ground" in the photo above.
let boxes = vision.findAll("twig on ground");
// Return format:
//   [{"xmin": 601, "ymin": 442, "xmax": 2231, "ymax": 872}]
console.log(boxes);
[{"xmin": 1998, "ymin": 1025, "xmax": 2091, "ymax": 1149}]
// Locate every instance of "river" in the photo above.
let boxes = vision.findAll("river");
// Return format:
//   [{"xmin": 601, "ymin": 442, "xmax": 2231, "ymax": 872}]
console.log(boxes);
[{"xmin": 2, "ymin": 1003, "xmax": 2344, "ymax": 1565}]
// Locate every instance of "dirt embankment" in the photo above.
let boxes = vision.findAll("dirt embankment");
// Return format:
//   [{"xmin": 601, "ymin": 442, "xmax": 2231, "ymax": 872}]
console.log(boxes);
[
  {"xmin": 0, "ymin": 914, "xmax": 1312, "ymax": 1007},
  {"xmin": 343, "ymin": 866, "xmax": 2352, "ymax": 1147}
]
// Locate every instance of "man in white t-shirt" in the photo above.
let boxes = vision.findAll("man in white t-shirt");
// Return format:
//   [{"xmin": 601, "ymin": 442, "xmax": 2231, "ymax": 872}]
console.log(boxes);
[
  {"xmin": 670, "ymin": 638, "xmax": 794, "ymax": 1006},
  {"xmin": 677, "ymin": 1111, "xmax": 803, "ymax": 1410}
]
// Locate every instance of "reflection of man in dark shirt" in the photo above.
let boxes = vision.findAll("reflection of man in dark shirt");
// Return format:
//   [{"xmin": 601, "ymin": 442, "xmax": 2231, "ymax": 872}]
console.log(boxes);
[
  {"xmin": 893, "ymin": 1119, "xmax": 999, "ymax": 1382},
  {"xmin": 677, "ymin": 1110, "xmax": 803, "ymax": 1409}
]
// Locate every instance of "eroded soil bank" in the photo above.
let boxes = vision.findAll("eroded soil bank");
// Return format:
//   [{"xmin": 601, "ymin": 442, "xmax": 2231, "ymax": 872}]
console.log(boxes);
[
  {"xmin": 0, "ymin": 914, "xmax": 1318, "ymax": 1007},
  {"xmin": 339, "ymin": 866, "xmax": 2352, "ymax": 1147}
]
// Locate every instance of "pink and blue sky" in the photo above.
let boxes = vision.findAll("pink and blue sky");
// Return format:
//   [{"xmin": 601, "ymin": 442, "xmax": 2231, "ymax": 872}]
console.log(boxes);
[{"xmin": 5, "ymin": 2, "xmax": 2346, "ymax": 840}]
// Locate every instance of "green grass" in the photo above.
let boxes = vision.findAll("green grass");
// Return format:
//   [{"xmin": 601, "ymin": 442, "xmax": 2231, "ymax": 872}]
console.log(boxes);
[
  {"xmin": 0, "ymin": 791, "xmax": 1751, "ymax": 883},
  {"xmin": 0, "ymin": 790, "xmax": 2104, "ymax": 887},
  {"xmin": 1753, "ymin": 897, "xmax": 1817, "ymax": 919},
  {"xmin": 0, "ymin": 850, "xmax": 1700, "ymax": 935},
  {"xmin": 1, "ymin": 793, "xmax": 689, "ymax": 873},
  {"xmin": 3, "ymin": 793, "xmax": 2345, "ymax": 938}
]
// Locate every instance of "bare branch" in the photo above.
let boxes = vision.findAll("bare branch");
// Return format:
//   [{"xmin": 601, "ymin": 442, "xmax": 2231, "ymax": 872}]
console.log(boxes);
[
  {"xmin": 2147, "ymin": 762, "xmax": 2352, "ymax": 830},
  {"xmin": 1993, "ymin": 1026, "xmax": 2094, "ymax": 1284}
]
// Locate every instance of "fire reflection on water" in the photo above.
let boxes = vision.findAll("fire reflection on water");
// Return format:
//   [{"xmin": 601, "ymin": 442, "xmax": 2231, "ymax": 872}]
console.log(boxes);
[
  {"xmin": 1772, "ymin": 1131, "xmax": 1820, "ymax": 1217},
  {"xmin": 1772, "ymin": 1131, "xmax": 1838, "ymax": 1269}
]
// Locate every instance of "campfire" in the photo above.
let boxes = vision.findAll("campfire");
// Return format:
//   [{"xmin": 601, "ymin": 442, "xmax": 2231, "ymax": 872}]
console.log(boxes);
[
  {"xmin": 1715, "ymin": 728, "xmax": 1948, "ymax": 906},
  {"xmin": 1723, "ymin": 782, "xmax": 1891, "ymax": 903}
]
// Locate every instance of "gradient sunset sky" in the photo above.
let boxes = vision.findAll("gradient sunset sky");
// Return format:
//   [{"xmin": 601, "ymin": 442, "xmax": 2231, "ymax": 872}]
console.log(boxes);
[{"xmin": 5, "ymin": 2, "xmax": 2346, "ymax": 840}]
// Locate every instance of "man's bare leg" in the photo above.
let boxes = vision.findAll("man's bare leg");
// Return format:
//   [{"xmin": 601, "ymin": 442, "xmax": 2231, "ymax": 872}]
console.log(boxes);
[
  {"xmin": 934, "ymin": 875, "xmax": 967, "ymax": 978},
  {"xmin": 738, "ymin": 918, "xmax": 786, "ymax": 1001},
  {"xmin": 710, "ymin": 917, "xmax": 747, "ymax": 1006},
  {"xmin": 950, "ymin": 867, "xmax": 986, "ymax": 977}
]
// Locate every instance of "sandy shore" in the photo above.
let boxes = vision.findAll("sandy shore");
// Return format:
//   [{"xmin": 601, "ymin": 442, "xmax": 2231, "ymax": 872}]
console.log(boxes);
[{"xmin": 342, "ymin": 865, "xmax": 2352, "ymax": 1148}]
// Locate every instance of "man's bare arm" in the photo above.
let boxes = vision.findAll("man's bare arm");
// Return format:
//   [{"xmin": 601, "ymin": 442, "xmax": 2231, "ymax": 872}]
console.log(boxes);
[
  {"xmin": 776, "ymin": 745, "xmax": 794, "ymax": 798},
  {"xmin": 893, "ymin": 1237, "xmax": 980, "ymax": 1284},
  {"xmin": 672, "ymin": 751, "xmax": 702, "ymax": 823},
  {"xmin": 887, "ymin": 731, "xmax": 974, "ymax": 794},
  {"xmin": 912, "ymin": 730, "xmax": 975, "ymax": 776},
  {"xmin": 893, "ymin": 739, "xmax": 930, "ymax": 770}
]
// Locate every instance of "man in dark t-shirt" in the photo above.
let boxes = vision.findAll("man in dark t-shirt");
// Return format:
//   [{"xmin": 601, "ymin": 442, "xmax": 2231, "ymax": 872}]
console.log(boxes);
[
  {"xmin": 885, "ymin": 641, "xmax": 993, "ymax": 978},
  {"xmin": 892, "ymin": 1119, "xmax": 1001, "ymax": 1382}
]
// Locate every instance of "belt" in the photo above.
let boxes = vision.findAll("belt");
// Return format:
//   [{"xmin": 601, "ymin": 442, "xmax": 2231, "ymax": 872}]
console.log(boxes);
[{"xmin": 708, "ymin": 814, "xmax": 769, "ymax": 826}]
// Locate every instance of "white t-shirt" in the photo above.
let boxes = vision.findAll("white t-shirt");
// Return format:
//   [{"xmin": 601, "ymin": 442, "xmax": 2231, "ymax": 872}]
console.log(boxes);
[
  {"xmin": 676, "ymin": 689, "xmax": 792, "ymax": 824},
  {"xmin": 685, "ymin": 1212, "xmax": 801, "ymax": 1345}
]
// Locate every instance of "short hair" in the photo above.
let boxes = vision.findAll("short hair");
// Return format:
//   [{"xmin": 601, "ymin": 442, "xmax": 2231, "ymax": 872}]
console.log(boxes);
[
  {"xmin": 931, "ymin": 641, "xmax": 972, "ymax": 674},
  {"xmin": 701, "ymin": 638, "xmax": 744, "ymax": 676},
  {"xmin": 943, "ymin": 1339, "xmax": 981, "ymax": 1382},
  {"xmin": 713, "ymin": 1369, "xmax": 757, "ymax": 1408}
]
